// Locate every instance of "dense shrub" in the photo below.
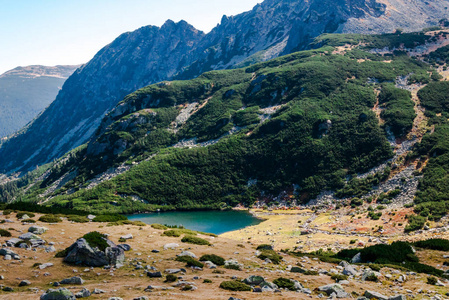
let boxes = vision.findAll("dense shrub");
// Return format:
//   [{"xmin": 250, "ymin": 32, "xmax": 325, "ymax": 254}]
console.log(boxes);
[
  {"xmin": 368, "ymin": 211, "xmax": 382, "ymax": 220},
  {"xmin": 175, "ymin": 256, "xmax": 204, "ymax": 268},
  {"xmin": 337, "ymin": 241, "xmax": 417, "ymax": 264},
  {"xmin": 257, "ymin": 249, "xmax": 282, "ymax": 264},
  {"xmin": 162, "ymin": 230, "xmax": 182, "ymax": 237},
  {"xmin": 67, "ymin": 215, "xmax": 89, "ymax": 223},
  {"xmin": 199, "ymin": 254, "xmax": 225, "ymax": 266},
  {"xmin": 55, "ymin": 248, "xmax": 69, "ymax": 258},
  {"xmin": 16, "ymin": 212, "xmax": 35, "ymax": 219},
  {"xmin": 82, "ymin": 232, "xmax": 109, "ymax": 251},
  {"xmin": 107, "ymin": 220, "xmax": 146, "ymax": 226},
  {"xmin": 151, "ymin": 224, "xmax": 168, "ymax": 230},
  {"xmin": 427, "ymin": 276, "xmax": 438, "ymax": 285},
  {"xmin": 165, "ymin": 274, "xmax": 177, "ymax": 283},
  {"xmin": 365, "ymin": 273, "xmax": 378, "ymax": 282},
  {"xmin": 38, "ymin": 214, "xmax": 62, "ymax": 223},
  {"xmin": 224, "ymin": 264, "xmax": 241, "ymax": 270},
  {"xmin": 413, "ymin": 239, "xmax": 449, "ymax": 251},
  {"xmin": 92, "ymin": 214, "xmax": 127, "ymax": 222},
  {"xmin": 22, "ymin": 219, "xmax": 36, "ymax": 223},
  {"xmin": 219, "ymin": 280, "xmax": 251, "ymax": 291},
  {"xmin": 256, "ymin": 244, "xmax": 273, "ymax": 250},
  {"xmin": 330, "ymin": 274, "xmax": 348, "ymax": 282},
  {"xmin": 273, "ymin": 277, "xmax": 295, "ymax": 290},
  {"xmin": 181, "ymin": 235, "xmax": 210, "ymax": 246},
  {"xmin": 0, "ymin": 229, "xmax": 12, "ymax": 237},
  {"xmin": 405, "ymin": 215, "xmax": 426, "ymax": 232}
]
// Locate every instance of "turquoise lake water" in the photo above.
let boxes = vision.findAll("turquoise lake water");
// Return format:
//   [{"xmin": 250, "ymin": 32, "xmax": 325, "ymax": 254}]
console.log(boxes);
[{"xmin": 126, "ymin": 210, "xmax": 262, "ymax": 235}]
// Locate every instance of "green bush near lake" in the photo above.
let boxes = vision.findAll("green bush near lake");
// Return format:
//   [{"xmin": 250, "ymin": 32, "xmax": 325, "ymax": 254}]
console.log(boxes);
[
  {"xmin": 151, "ymin": 223, "xmax": 168, "ymax": 230},
  {"xmin": 92, "ymin": 214, "xmax": 127, "ymax": 222},
  {"xmin": 181, "ymin": 235, "xmax": 210, "ymax": 246}
]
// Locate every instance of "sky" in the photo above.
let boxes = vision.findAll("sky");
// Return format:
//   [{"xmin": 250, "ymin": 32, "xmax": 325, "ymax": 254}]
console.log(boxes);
[{"xmin": 0, "ymin": 0, "xmax": 262, "ymax": 75}]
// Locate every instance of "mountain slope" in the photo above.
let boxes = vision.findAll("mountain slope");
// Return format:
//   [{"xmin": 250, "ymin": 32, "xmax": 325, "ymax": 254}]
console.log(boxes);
[
  {"xmin": 0, "ymin": 0, "xmax": 448, "ymax": 173},
  {"xmin": 0, "ymin": 65, "xmax": 78, "ymax": 138},
  {"xmin": 6, "ymin": 30, "xmax": 446, "ymax": 214}
]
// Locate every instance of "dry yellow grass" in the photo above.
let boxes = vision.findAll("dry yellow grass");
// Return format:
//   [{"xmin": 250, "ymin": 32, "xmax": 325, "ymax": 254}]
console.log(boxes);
[{"xmin": 0, "ymin": 209, "xmax": 447, "ymax": 299}]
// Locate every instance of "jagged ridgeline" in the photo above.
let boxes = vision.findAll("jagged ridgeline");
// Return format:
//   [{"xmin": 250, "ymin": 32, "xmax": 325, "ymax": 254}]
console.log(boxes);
[{"xmin": 3, "ymin": 32, "xmax": 442, "ymax": 214}]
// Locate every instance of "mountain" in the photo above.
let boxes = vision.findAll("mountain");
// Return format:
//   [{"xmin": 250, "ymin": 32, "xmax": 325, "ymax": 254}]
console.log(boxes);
[
  {"xmin": 4, "ymin": 29, "xmax": 448, "ymax": 217},
  {"xmin": 0, "ymin": 0, "xmax": 448, "ymax": 173},
  {"xmin": 0, "ymin": 65, "xmax": 79, "ymax": 138}
]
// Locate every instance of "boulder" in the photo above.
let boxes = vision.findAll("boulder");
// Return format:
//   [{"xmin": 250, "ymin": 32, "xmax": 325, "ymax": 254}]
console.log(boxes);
[
  {"xmin": 389, "ymin": 296, "xmax": 406, "ymax": 300},
  {"xmin": 243, "ymin": 275, "xmax": 264, "ymax": 286},
  {"xmin": 5, "ymin": 238, "xmax": 22, "ymax": 247},
  {"xmin": 18, "ymin": 232, "xmax": 46, "ymax": 247},
  {"xmin": 203, "ymin": 261, "xmax": 217, "ymax": 269},
  {"xmin": 40, "ymin": 288, "xmax": 76, "ymax": 300},
  {"xmin": 19, "ymin": 280, "xmax": 31, "ymax": 287},
  {"xmin": 177, "ymin": 251, "xmax": 196, "ymax": 258},
  {"xmin": 45, "ymin": 246, "xmax": 57, "ymax": 253},
  {"xmin": 0, "ymin": 248, "xmax": 19, "ymax": 260},
  {"xmin": 63, "ymin": 238, "xmax": 109, "ymax": 267},
  {"xmin": 39, "ymin": 263, "xmax": 54, "ymax": 269},
  {"xmin": 74, "ymin": 288, "xmax": 91, "ymax": 298},
  {"xmin": 351, "ymin": 252, "xmax": 362, "ymax": 263},
  {"xmin": 92, "ymin": 288, "xmax": 106, "ymax": 294},
  {"xmin": 59, "ymin": 276, "xmax": 84, "ymax": 285},
  {"xmin": 165, "ymin": 268, "xmax": 185, "ymax": 274},
  {"xmin": 105, "ymin": 246, "xmax": 125, "ymax": 267},
  {"xmin": 290, "ymin": 266, "xmax": 306, "ymax": 273},
  {"xmin": 147, "ymin": 271, "xmax": 162, "ymax": 278},
  {"xmin": 117, "ymin": 244, "xmax": 131, "ymax": 251},
  {"xmin": 364, "ymin": 290, "xmax": 389, "ymax": 300},
  {"xmin": 120, "ymin": 234, "xmax": 133, "ymax": 240},
  {"xmin": 163, "ymin": 243, "xmax": 179, "ymax": 250},
  {"xmin": 362, "ymin": 269, "xmax": 381, "ymax": 281},
  {"xmin": 318, "ymin": 284, "xmax": 350, "ymax": 298},
  {"xmin": 28, "ymin": 226, "xmax": 48, "ymax": 235}
]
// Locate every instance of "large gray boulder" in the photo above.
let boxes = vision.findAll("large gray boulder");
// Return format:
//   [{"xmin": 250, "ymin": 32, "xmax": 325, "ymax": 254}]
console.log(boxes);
[
  {"xmin": 40, "ymin": 288, "xmax": 76, "ymax": 300},
  {"xmin": 364, "ymin": 290, "xmax": 389, "ymax": 300},
  {"xmin": 243, "ymin": 275, "xmax": 264, "ymax": 286},
  {"xmin": 105, "ymin": 246, "xmax": 125, "ymax": 267},
  {"xmin": 59, "ymin": 276, "xmax": 84, "ymax": 285},
  {"xmin": 18, "ymin": 232, "xmax": 46, "ymax": 247},
  {"xmin": 63, "ymin": 238, "xmax": 109, "ymax": 267},
  {"xmin": 318, "ymin": 284, "xmax": 350, "ymax": 298},
  {"xmin": 28, "ymin": 225, "xmax": 48, "ymax": 235}
]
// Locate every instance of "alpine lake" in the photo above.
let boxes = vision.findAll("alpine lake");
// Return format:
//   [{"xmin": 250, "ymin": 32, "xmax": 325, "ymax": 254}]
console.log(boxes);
[{"xmin": 126, "ymin": 210, "xmax": 262, "ymax": 235}]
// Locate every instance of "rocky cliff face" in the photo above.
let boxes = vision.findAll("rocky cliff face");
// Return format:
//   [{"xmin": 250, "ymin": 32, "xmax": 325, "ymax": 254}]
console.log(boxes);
[{"xmin": 0, "ymin": 0, "xmax": 448, "ymax": 173}]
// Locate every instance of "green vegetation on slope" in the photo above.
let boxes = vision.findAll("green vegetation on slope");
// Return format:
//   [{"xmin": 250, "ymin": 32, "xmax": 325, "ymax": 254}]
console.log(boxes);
[
  {"xmin": 411, "ymin": 81, "xmax": 449, "ymax": 226},
  {"xmin": 2, "ymin": 32, "xmax": 439, "ymax": 213}
]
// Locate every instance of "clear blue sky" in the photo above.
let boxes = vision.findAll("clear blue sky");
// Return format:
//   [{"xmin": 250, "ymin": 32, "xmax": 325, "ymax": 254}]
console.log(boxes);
[{"xmin": 0, "ymin": 0, "xmax": 262, "ymax": 74}]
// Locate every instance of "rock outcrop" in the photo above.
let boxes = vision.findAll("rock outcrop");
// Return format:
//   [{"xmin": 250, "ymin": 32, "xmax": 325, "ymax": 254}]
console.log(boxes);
[{"xmin": 63, "ymin": 237, "xmax": 124, "ymax": 267}]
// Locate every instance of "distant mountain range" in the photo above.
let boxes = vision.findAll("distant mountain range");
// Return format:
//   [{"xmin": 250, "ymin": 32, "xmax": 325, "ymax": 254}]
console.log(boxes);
[
  {"xmin": 0, "ymin": 65, "xmax": 79, "ymax": 139},
  {"xmin": 0, "ymin": 0, "xmax": 448, "ymax": 173}
]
